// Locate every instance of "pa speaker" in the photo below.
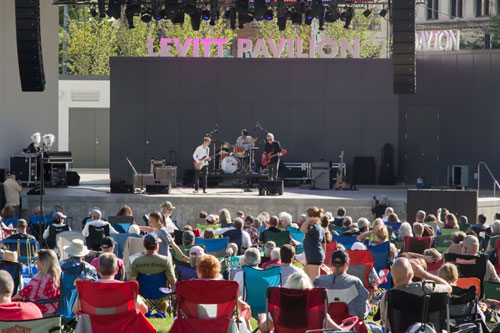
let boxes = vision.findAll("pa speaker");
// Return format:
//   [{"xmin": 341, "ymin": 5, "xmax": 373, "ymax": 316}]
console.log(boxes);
[
  {"xmin": 110, "ymin": 178, "xmax": 134, "ymax": 193},
  {"xmin": 66, "ymin": 171, "xmax": 80, "ymax": 186},
  {"xmin": 353, "ymin": 157, "xmax": 376, "ymax": 185},
  {"xmin": 392, "ymin": 0, "xmax": 415, "ymax": 95},
  {"xmin": 259, "ymin": 180, "xmax": 284, "ymax": 196},
  {"xmin": 15, "ymin": 0, "xmax": 45, "ymax": 92}
]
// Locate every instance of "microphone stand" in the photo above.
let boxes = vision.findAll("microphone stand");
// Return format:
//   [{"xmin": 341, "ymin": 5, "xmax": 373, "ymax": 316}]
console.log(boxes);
[{"xmin": 204, "ymin": 124, "xmax": 219, "ymax": 172}]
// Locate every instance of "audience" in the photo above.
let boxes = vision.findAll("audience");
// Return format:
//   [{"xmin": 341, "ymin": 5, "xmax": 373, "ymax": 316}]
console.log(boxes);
[
  {"xmin": 160, "ymin": 201, "xmax": 178, "ymax": 234},
  {"xmin": 278, "ymin": 244, "xmax": 301, "ymax": 284},
  {"xmin": 0, "ymin": 271, "xmax": 42, "ymax": 320},
  {"xmin": 60, "ymin": 239, "xmax": 98, "ymax": 280},
  {"xmin": 446, "ymin": 231, "xmax": 466, "ymax": 254},
  {"xmin": 90, "ymin": 236, "xmax": 124, "ymax": 280},
  {"xmin": 398, "ymin": 222, "xmax": 413, "ymax": 240},
  {"xmin": 81, "ymin": 208, "xmax": 118, "ymax": 238},
  {"xmin": 220, "ymin": 218, "xmax": 252, "ymax": 253},
  {"xmin": 262, "ymin": 248, "xmax": 280, "ymax": 269},
  {"xmin": 333, "ymin": 207, "xmax": 346, "ymax": 227},
  {"xmin": 5, "ymin": 219, "xmax": 35, "ymax": 242},
  {"xmin": 243, "ymin": 216, "xmax": 259, "ymax": 246},
  {"xmin": 219, "ymin": 209, "xmax": 232, "ymax": 228},
  {"xmin": 382, "ymin": 207, "xmax": 394, "ymax": 222},
  {"xmin": 460, "ymin": 235, "xmax": 500, "ymax": 283},
  {"xmin": 320, "ymin": 215, "xmax": 334, "ymax": 241},
  {"xmin": 42, "ymin": 212, "xmax": 71, "ymax": 249},
  {"xmin": 233, "ymin": 248, "xmax": 261, "ymax": 297},
  {"xmin": 301, "ymin": 207, "xmax": 326, "ymax": 280}
]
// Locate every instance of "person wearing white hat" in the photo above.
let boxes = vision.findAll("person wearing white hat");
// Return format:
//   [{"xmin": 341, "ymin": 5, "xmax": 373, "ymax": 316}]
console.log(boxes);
[
  {"xmin": 60, "ymin": 239, "xmax": 98, "ymax": 280},
  {"xmin": 81, "ymin": 209, "xmax": 118, "ymax": 238}
]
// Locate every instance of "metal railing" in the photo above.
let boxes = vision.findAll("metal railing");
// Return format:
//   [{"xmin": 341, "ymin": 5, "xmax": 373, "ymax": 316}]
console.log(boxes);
[{"xmin": 477, "ymin": 162, "xmax": 500, "ymax": 197}]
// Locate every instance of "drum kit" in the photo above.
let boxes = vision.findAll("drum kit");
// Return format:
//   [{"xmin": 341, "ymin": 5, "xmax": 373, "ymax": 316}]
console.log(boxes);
[{"xmin": 213, "ymin": 138, "xmax": 259, "ymax": 174}]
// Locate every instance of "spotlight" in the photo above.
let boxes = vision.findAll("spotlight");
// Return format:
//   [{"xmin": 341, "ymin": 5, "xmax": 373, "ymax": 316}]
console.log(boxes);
[
  {"xmin": 254, "ymin": 0, "xmax": 266, "ymax": 20},
  {"xmin": 97, "ymin": 0, "xmax": 105, "ymax": 18},
  {"xmin": 311, "ymin": 0, "xmax": 324, "ymax": 19},
  {"xmin": 190, "ymin": 11, "xmax": 201, "ymax": 30},
  {"xmin": 152, "ymin": 0, "xmax": 161, "ymax": 20},
  {"xmin": 291, "ymin": 10, "xmax": 302, "ymax": 24},
  {"xmin": 125, "ymin": 0, "xmax": 141, "ymax": 29},
  {"xmin": 141, "ymin": 12, "xmax": 152, "ymax": 22},
  {"xmin": 379, "ymin": 8, "xmax": 388, "ymax": 18},
  {"xmin": 363, "ymin": 9, "xmax": 371, "ymax": 17},
  {"xmin": 172, "ymin": 11, "xmax": 185, "ymax": 24},
  {"xmin": 304, "ymin": 8, "xmax": 312, "ymax": 25},
  {"xmin": 265, "ymin": 9, "xmax": 273, "ymax": 20},
  {"xmin": 341, "ymin": 7, "xmax": 354, "ymax": 29},
  {"xmin": 201, "ymin": 9, "xmax": 210, "ymax": 20},
  {"xmin": 277, "ymin": 16, "xmax": 286, "ymax": 31},
  {"xmin": 210, "ymin": 0, "xmax": 219, "ymax": 25}
]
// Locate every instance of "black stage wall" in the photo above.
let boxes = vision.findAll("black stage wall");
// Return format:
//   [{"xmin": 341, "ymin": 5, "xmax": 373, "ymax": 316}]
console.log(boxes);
[
  {"xmin": 399, "ymin": 50, "xmax": 500, "ymax": 187},
  {"xmin": 109, "ymin": 58, "xmax": 399, "ymax": 181}
]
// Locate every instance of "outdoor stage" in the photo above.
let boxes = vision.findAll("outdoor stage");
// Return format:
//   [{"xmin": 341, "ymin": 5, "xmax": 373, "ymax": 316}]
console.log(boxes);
[{"xmin": 19, "ymin": 170, "xmax": 500, "ymax": 231}]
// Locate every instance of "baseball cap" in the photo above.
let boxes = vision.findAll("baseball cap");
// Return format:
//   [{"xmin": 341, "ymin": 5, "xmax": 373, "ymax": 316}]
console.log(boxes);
[
  {"xmin": 17, "ymin": 219, "xmax": 27, "ymax": 228},
  {"xmin": 189, "ymin": 246, "xmax": 205, "ymax": 257},
  {"xmin": 351, "ymin": 242, "xmax": 367, "ymax": 251},
  {"xmin": 206, "ymin": 214, "xmax": 217, "ymax": 223},
  {"xmin": 144, "ymin": 233, "xmax": 159, "ymax": 245},
  {"xmin": 53, "ymin": 212, "xmax": 67, "ymax": 219},
  {"xmin": 161, "ymin": 201, "xmax": 175, "ymax": 210},
  {"xmin": 182, "ymin": 231, "xmax": 195, "ymax": 243},
  {"xmin": 331, "ymin": 250, "xmax": 349, "ymax": 266},
  {"xmin": 101, "ymin": 236, "xmax": 116, "ymax": 249}
]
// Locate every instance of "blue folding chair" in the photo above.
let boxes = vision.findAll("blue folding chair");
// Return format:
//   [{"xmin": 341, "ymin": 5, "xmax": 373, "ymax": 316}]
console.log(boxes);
[
  {"xmin": 57, "ymin": 272, "xmax": 80, "ymax": 325},
  {"xmin": 2, "ymin": 217, "xmax": 19, "ymax": 228},
  {"xmin": 287, "ymin": 226, "xmax": 305, "ymax": 254},
  {"xmin": 1, "ymin": 239, "xmax": 40, "ymax": 263},
  {"xmin": 194, "ymin": 237, "xmax": 229, "ymax": 258},
  {"xmin": 137, "ymin": 272, "xmax": 170, "ymax": 317},
  {"xmin": 385, "ymin": 222, "xmax": 402, "ymax": 238},
  {"xmin": 111, "ymin": 233, "xmax": 141, "ymax": 258},
  {"xmin": 367, "ymin": 241, "xmax": 390, "ymax": 273},
  {"xmin": 111, "ymin": 223, "xmax": 130, "ymax": 233},
  {"xmin": 243, "ymin": 266, "xmax": 281, "ymax": 318},
  {"xmin": 331, "ymin": 235, "xmax": 358, "ymax": 250},
  {"xmin": 0, "ymin": 261, "xmax": 22, "ymax": 296},
  {"xmin": 29, "ymin": 214, "xmax": 53, "ymax": 239},
  {"xmin": 177, "ymin": 265, "xmax": 198, "ymax": 281}
]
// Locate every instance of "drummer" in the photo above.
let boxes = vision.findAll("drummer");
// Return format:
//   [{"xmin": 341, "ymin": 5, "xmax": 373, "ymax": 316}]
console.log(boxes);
[{"xmin": 235, "ymin": 129, "xmax": 255, "ymax": 152}]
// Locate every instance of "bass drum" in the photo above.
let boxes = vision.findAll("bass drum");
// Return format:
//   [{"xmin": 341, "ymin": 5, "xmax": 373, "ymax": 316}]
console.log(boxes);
[{"xmin": 221, "ymin": 156, "xmax": 240, "ymax": 174}]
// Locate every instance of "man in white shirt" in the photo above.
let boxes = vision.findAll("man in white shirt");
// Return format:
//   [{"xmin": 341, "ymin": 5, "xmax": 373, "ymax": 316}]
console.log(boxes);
[
  {"xmin": 216, "ymin": 218, "xmax": 251, "ymax": 252},
  {"xmin": 81, "ymin": 209, "xmax": 118, "ymax": 237},
  {"xmin": 160, "ymin": 201, "xmax": 178, "ymax": 234},
  {"xmin": 192, "ymin": 137, "xmax": 211, "ymax": 194},
  {"xmin": 234, "ymin": 129, "xmax": 255, "ymax": 152},
  {"xmin": 3, "ymin": 172, "xmax": 22, "ymax": 216}
]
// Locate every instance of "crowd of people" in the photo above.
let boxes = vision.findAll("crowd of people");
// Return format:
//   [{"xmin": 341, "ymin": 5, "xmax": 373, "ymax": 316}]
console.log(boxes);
[{"xmin": 1, "ymin": 198, "xmax": 500, "ymax": 332}]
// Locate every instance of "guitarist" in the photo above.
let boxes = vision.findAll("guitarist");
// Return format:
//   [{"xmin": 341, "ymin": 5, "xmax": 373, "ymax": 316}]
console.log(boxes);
[
  {"xmin": 192, "ymin": 137, "xmax": 211, "ymax": 193},
  {"xmin": 264, "ymin": 133, "xmax": 282, "ymax": 180}
]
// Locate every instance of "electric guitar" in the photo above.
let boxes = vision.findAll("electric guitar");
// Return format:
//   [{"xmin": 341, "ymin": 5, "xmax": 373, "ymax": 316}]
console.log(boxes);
[
  {"xmin": 194, "ymin": 152, "xmax": 221, "ymax": 170},
  {"xmin": 261, "ymin": 149, "xmax": 287, "ymax": 167},
  {"xmin": 335, "ymin": 150, "xmax": 347, "ymax": 190}
]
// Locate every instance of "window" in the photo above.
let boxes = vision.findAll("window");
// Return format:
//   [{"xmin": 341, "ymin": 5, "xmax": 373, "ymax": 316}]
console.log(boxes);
[
  {"xmin": 427, "ymin": 0, "xmax": 439, "ymax": 20},
  {"xmin": 451, "ymin": 0, "xmax": 463, "ymax": 18},
  {"xmin": 476, "ymin": 0, "xmax": 490, "ymax": 17}
]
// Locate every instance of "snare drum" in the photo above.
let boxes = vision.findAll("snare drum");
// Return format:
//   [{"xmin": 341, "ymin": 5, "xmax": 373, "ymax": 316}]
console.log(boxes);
[
  {"xmin": 234, "ymin": 146, "xmax": 247, "ymax": 158},
  {"xmin": 221, "ymin": 156, "xmax": 240, "ymax": 174}
]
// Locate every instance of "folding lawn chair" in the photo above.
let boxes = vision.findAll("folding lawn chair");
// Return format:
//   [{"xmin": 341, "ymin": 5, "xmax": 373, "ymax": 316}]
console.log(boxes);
[
  {"xmin": 1, "ymin": 239, "xmax": 39, "ymax": 263},
  {"xmin": 108, "ymin": 216, "xmax": 134, "ymax": 233},
  {"xmin": 56, "ymin": 231, "xmax": 85, "ymax": 261},
  {"xmin": 0, "ymin": 261, "xmax": 22, "ymax": 295},
  {"xmin": 456, "ymin": 277, "xmax": 481, "ymax": 297},
  {"xmin": 75, "ymin": 280, "xmax": 155, "ymax": 333},
  {"xmin": 403, "ymin": 236, "xmax": 432, "ymax": 254},
  {"xmin": 195, "ymin": 237, "xmax": 229, "ymax": 258},
  {"xmin": 243, "ymin": 266, "xmax": 281, "ymax": 318},
  {"xmin": 287, "ymin": 226, "xmax": 305, "ymax": 254},
  {"xmin": 263, "ymin": 230, "xmax": 291, "ymax": 248},
  {"xmin": 323, "ymin": 241, "xmax": 338, "ymax": 268},
  {"xmin": 178, "ymin": 265, "xmax": 198, "ymax": 281},
  {"xmin": 367, "ymin": 241, "xmax": 390, "ymax": 273},
  {"xmin": 444, "ymin": 253, "xmax": 488, "ymax": 297},
  {"xmin": 110, "ymin": 233, "xmax": 140, "ymax": 259},
  {"xmin": 137, "ymin": 272, "xmax": 172, "ymax": 317},
  {"xmin": 170, "ymin": 279, "xmax": 239, "ymax": 333},
  {"xmin": 0, "ymin": 316, "xmax": 62, "ymax": 333},
  {"xmin": 331, "ymin": 236, "xmax": 357, "ymax": 250},
  {"xmin": 346, "ymin": 250, "xmax": 375, "ymax": 289},
  {"xmin": 434, "ymin": 234, "xmax": 452, "ymax": 253}
]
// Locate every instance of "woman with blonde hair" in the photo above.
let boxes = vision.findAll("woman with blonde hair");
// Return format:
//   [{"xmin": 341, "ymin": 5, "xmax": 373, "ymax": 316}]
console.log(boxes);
[
  {"xmin": 219, "ymin": 209, "xmax": 232, "ymax": 228},
  {"xmin": 14, "ymin": 249, "xmax": 61, "ymax": 315},
  {"xmin": 300, "ymin": 207, "xmax": 326, "ymax": 281},
  {"xmin": 357, "ymin": 219, "xmax": 398, "ymax": 260}
]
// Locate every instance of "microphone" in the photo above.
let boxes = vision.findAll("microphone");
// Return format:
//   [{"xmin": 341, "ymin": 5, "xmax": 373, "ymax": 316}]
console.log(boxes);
[{"xmin": 254, "ymin": 123, "xmax": 258, "ymax": 130}]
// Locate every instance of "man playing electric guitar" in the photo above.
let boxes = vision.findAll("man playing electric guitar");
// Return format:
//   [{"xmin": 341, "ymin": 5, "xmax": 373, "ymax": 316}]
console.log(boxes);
[
  {"xmin": 263, "ymin": 133, "xmax": 282, "ymax": 180},
  {"xmin": 192, "ymin": 136, "xmax": 211, "ymax": 193}
]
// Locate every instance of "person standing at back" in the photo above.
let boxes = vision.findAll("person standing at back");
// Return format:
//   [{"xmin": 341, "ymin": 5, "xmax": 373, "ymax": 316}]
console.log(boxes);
[
  {"xmin": 301, "ymin": 207, "xmax": 326, "ymax": 281},
  {"xmin": 3, "ymin": 172, "xmax": 22, "ymax": 217}
]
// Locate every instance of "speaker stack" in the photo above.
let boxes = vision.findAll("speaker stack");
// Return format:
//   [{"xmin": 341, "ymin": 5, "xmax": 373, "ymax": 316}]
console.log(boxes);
[
  {"xmin": 392, "ymin": 0, "xmax": 416, "ymax": 94},
  {"xmin": 15, "ymin": 0, "xmax": 45, "ymax": 92}
]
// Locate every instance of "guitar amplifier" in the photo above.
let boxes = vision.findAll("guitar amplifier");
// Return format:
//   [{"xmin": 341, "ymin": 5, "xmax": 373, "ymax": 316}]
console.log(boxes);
[
  {"xmin": 259, "ymin": 180, "xmax": 284, "ymax": 196},
  {"xmin": 311, "ymin": 161, "xmax": 332, "ymax": 190},
  {"xmin": 146, "ymin": 179, "xmax": 170, "ymax": 194},
  {"xmin": 155, "ymin": 166, "xmax": 177, "ymax": 187},
  {"xmin": 282, "ymin": 163, "xmax": 310, "ymax": 181},
  {"xmin": 133, "ymin": 173, "xmax": 154, "ymax": 189}
]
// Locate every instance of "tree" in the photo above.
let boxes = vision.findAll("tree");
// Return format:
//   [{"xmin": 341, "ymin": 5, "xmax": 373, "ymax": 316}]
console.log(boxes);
[{"xmin": 256, "ymin": 20, "xmax": 312, "ymax": 57}]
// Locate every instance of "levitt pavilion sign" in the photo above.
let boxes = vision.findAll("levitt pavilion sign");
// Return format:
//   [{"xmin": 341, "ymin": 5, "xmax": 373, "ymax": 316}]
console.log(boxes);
[{"xmin": 147, "ymin": 38, "xmax": 361, "ymax": 58}]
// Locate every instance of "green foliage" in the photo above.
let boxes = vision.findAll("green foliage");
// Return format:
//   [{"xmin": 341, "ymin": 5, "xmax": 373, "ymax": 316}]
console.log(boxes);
[{"xmin": 256, "ymin": 20, "xmax": 312, "ymax": 57}]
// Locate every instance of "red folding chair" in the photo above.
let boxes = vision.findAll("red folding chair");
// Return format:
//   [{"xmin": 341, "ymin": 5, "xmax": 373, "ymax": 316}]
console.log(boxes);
[
  {"xmin": 403, "ymin": 236, "xmax": 432, "ymax": 254},
  {"xmin": 75, "ymin": 280, "xmax": 155, "ymax": 333},
  {"xmin": 456, "ymin": 277, "xmax": 481, "ymax": 297},
  {"xmin": 346, "ymin": 250, "xmax": 375, "ymax": 289},
  {"xmin": 170, "ymin": 279, "xmax": 239, "ymax": 333},
  {"xmin": 265, "ymin": 287, "xmax": 328, "ymax": 333},
  {"xmin": 323, "ymin": 241, "xmax": 338, "ymax": 268},
  {"xmin": 327, "ymin": 301, "xmax": 351, "ymax": 324}
]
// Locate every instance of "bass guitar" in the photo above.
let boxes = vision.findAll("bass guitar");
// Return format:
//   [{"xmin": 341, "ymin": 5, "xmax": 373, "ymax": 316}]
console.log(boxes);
[
  {"xmin": 335, "ymin": 150, "xmax": 347, "ymax": 190},
  {"xmin": 194, "ymin": 152, "xmax": 221, "ymax": 170},
  {"xmin": 261, "ymin": 149, "xmax": 287, "ymax": 167}
]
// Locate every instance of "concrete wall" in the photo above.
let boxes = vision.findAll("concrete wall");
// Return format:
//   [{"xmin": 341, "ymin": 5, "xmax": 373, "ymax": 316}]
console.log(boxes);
[
  {"xmin": 0, "ymin": 0, "xmax": 59, "ymax": 171},
  {"xmin": 58, "ymin": 76, "xmax": 110, "ymax": 151},
  {"xmin": 109, "ymin": 57, "xmax": 400, "ymax": 182}
]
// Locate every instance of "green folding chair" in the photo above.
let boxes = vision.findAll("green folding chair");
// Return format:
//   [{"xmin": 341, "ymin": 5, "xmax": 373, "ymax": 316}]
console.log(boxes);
[
  {"xmin": 440, "ymin": 228, "xmax": 456, "ymax": 236},
  {"xmin": 197, "ymin": 224, "xmax": 221, "ymax": 232},
  {"xmin": 458, "ymin": 224, "xmax": 470, "ymax": 232},
  {"xmin": 484, "ymin": 281, "xmax": 500, "ymax": 301},
  {"xmin": 435, "ymin": 235, "xmax": 452, "ymax": 253},
  {"xmin": 263, "ymin": 230, "xmax": 291, "ymax": 247}
]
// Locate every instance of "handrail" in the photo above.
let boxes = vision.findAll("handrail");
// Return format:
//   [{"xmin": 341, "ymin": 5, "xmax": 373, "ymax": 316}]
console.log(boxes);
[{"xmin": 477, "ymin": 162, "xmax": 500, "ymax": 197}]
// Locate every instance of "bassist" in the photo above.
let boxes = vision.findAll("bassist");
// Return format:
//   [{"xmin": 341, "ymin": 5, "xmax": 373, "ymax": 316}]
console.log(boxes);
[
  {"xmin": 264, "ymin": 133, "xmax": 282, "ymax": 180},
  {"xmin": 192, "ymin": 137, "xmax": 211, "ymax": 193}
]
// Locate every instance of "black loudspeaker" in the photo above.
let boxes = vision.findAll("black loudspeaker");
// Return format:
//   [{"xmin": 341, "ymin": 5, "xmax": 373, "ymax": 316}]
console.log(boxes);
[
  {"xmin": 353, "ymin": 157, "xmax": 376, "ymax": 185},
  {"xmin": 146, "ymin": 184, "xmax": 170, "ymax": 194},
  {"xmin": 66, "ymin": 171, "xmax": 80, "ymax": 186},
  {"xmin": 15, "ymin": 0, "xmax": 45, "ymax": 92},
  {"xmin": 259, "ymin": 180, "xmax": 284, "ymax": 196},
  {"xmin": 392, "ymin": 0, "xmax": 415, "ymax": 94},
  {"xmin": 0, "ymin": 169, "xmax": 5, "ymax": 183},
  {"xmin": 378, "ymin": 143, "xmax": 396, "ymax": 185},
  {"xmin": 110, "ymin": 178, "xmax": 133, "ymax": 193}
]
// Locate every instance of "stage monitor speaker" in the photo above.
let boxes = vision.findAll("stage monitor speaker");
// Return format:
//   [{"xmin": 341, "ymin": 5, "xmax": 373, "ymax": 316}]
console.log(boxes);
[
  {"xmin": 311, "ymin": 168, "xmax": 331, "ymax": 190},
  {"xmin": 146, "ymin": 183, "xmax": 170, "ymax": 194},
  {"xmin": 133, "ymin": 173, "xmax": 154, "ymax": 189},
  {"xmin": 66, "ymin": 171, "xmax": 80, "ymax": 186},
  {"xmin": 110, "ymin": 178, "xmax": 133, "ymax": 193},
  {"xmin": 353, "ymin": 156, "xmax": 376, "ymax": 185},
  {"xmin": 259, "ymin": 180, "xmax": 284, "ymax": 196},
  {"xmin": 392, "ymin": 0, "xmax": 415, "ymax": 95},
  {"xmin": 15, "ymin": 0, "xmax": 45, "ymax": 92}
]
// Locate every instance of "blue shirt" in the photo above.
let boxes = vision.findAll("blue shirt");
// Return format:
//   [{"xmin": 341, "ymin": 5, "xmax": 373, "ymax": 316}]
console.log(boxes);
[
  {"xmin": 60, "ymin": 257, "xmax": 98, "ymax": 280},
  {"xmin": 151, "ymin": 228, "xmax": 173, "ymax": 257}
]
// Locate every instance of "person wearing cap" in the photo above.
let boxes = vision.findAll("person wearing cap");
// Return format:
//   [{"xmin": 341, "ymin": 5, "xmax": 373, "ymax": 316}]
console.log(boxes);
[
  {"xmin": 189, "ymin": 246, "xmax": 205, "ymax": 268},
  {"xmin": 60, "ymin": 239, "xmax": 98, "ymax": 280},
  {"xmin": 379, "ymin": 257, "xmax": 452, "ymax": 330},
  {"xmin": 0, "ymin": 270, "xmax": 43, "ymax": 320},
  {"xmin": 139, "ymin": 212, "xmax": 189, "ymax": 262},
  {"xmin": 3, "ymin": 172, "xmax": 22, "ymax": 217},
  {"xmin": 5, "ymin": 219, "xmax": 35, "ymax": 242},
  {"xmin": 42, "ymin": 212, "xmax": 71, "ymax": 249},
  {"xmin": 128, "ymin": 234, "xmax": 176, "ymax": 312},
  {"xmin": 160, "ymin": 201, "xmax": 178, "ymax": 234},
  {"xmin": 90, "ymin": 237, "xmax": 124, "ymax": 281},
  {"xmin": 313, "ymin": 249, "xmax": 370, "ymax": 319},
  {"xmin": 81, "ymin": 208, "xmax": 118, "ymax": 238}
]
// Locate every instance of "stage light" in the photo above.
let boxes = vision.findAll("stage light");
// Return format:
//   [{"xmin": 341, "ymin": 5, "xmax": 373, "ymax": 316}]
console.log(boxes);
[
  {"xmin": 341, "ymin": 7, "xmax": 354, "ymax": 29},
  {"xmin": 254, "ymin": 0, "xmax": 266, "ymax": 21},
  {"xmin": 363, "ymin": 8, "xmax": 371, "ymax": 17},
  {"xmin": 379, "ymin": 8, "xmax": 388, "ymax": 18},
  {"xmin": 311, "ymin": 0, "xmax": 324, "ymax": 19},
  {"xmin": 291, "ymin": 10, "xmax": 302, "ymax": 24},
  {"xmin": 265, "ymin": 9, "xmax": 273, "ymax": 20},
  {"xmin": 201, "ymin": 9, "xmax": 210, "ymax": 20},
  {"xmin": 90, "ymin": 6, "xmax": 98, "ymax": 18},
  {"xmin": 152, "ymin": 0, "xmax": 161, "ymax": 20},
  {"xmin": 304, "ymin": 9, "xmax": 312, "ymax": 25},
  {"xmin": 97, "ymin": 0, "xmax": 105, "ymax": 18},
  {"xmin": 277, "ymin": 16, "xmax": 286, "ymax": 31},
  {"xmin": 141, "ymin": 11, "xmax": 152, "ymax": 23},
  {"xmin": 172, "ymin": 11, "xmax": 185, "ymax": 24},
  {"xmin": 125, "ymin": 0, "xmax": 141, "ymax": 28},
  {"xmin": 190, "ymin": 11, "xmax": 201, "ymax": 30}
]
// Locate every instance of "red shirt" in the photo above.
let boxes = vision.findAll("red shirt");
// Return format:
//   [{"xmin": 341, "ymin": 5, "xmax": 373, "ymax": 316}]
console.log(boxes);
[
  {"xmin": 262, "ymin": 259, "xmax": 280, "ymax": 270},
  {"xmin": 0, "ymin": 301, "xmax": 43, "ymax": 320}
]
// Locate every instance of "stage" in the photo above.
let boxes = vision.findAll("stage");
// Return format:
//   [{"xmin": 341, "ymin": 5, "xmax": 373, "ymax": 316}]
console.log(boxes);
[{"xmin": 19, "ymin": 169, "xmax": 500, "ymax": 232}]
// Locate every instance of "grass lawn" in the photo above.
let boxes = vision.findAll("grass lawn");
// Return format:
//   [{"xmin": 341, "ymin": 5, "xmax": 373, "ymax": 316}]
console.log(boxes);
[{"xmin": 148, "ymin": 317, "xmax": 259, "ymax": 332}]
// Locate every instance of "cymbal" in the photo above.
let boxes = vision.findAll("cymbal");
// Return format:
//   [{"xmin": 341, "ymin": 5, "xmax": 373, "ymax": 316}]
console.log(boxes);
[
  {"xmin": 213, "ymin": 139, "xmax": 230, "ymax": 145},
  {"xmin": 244, "ymin": 138, "xmax": 258, "ymax": 144}
]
